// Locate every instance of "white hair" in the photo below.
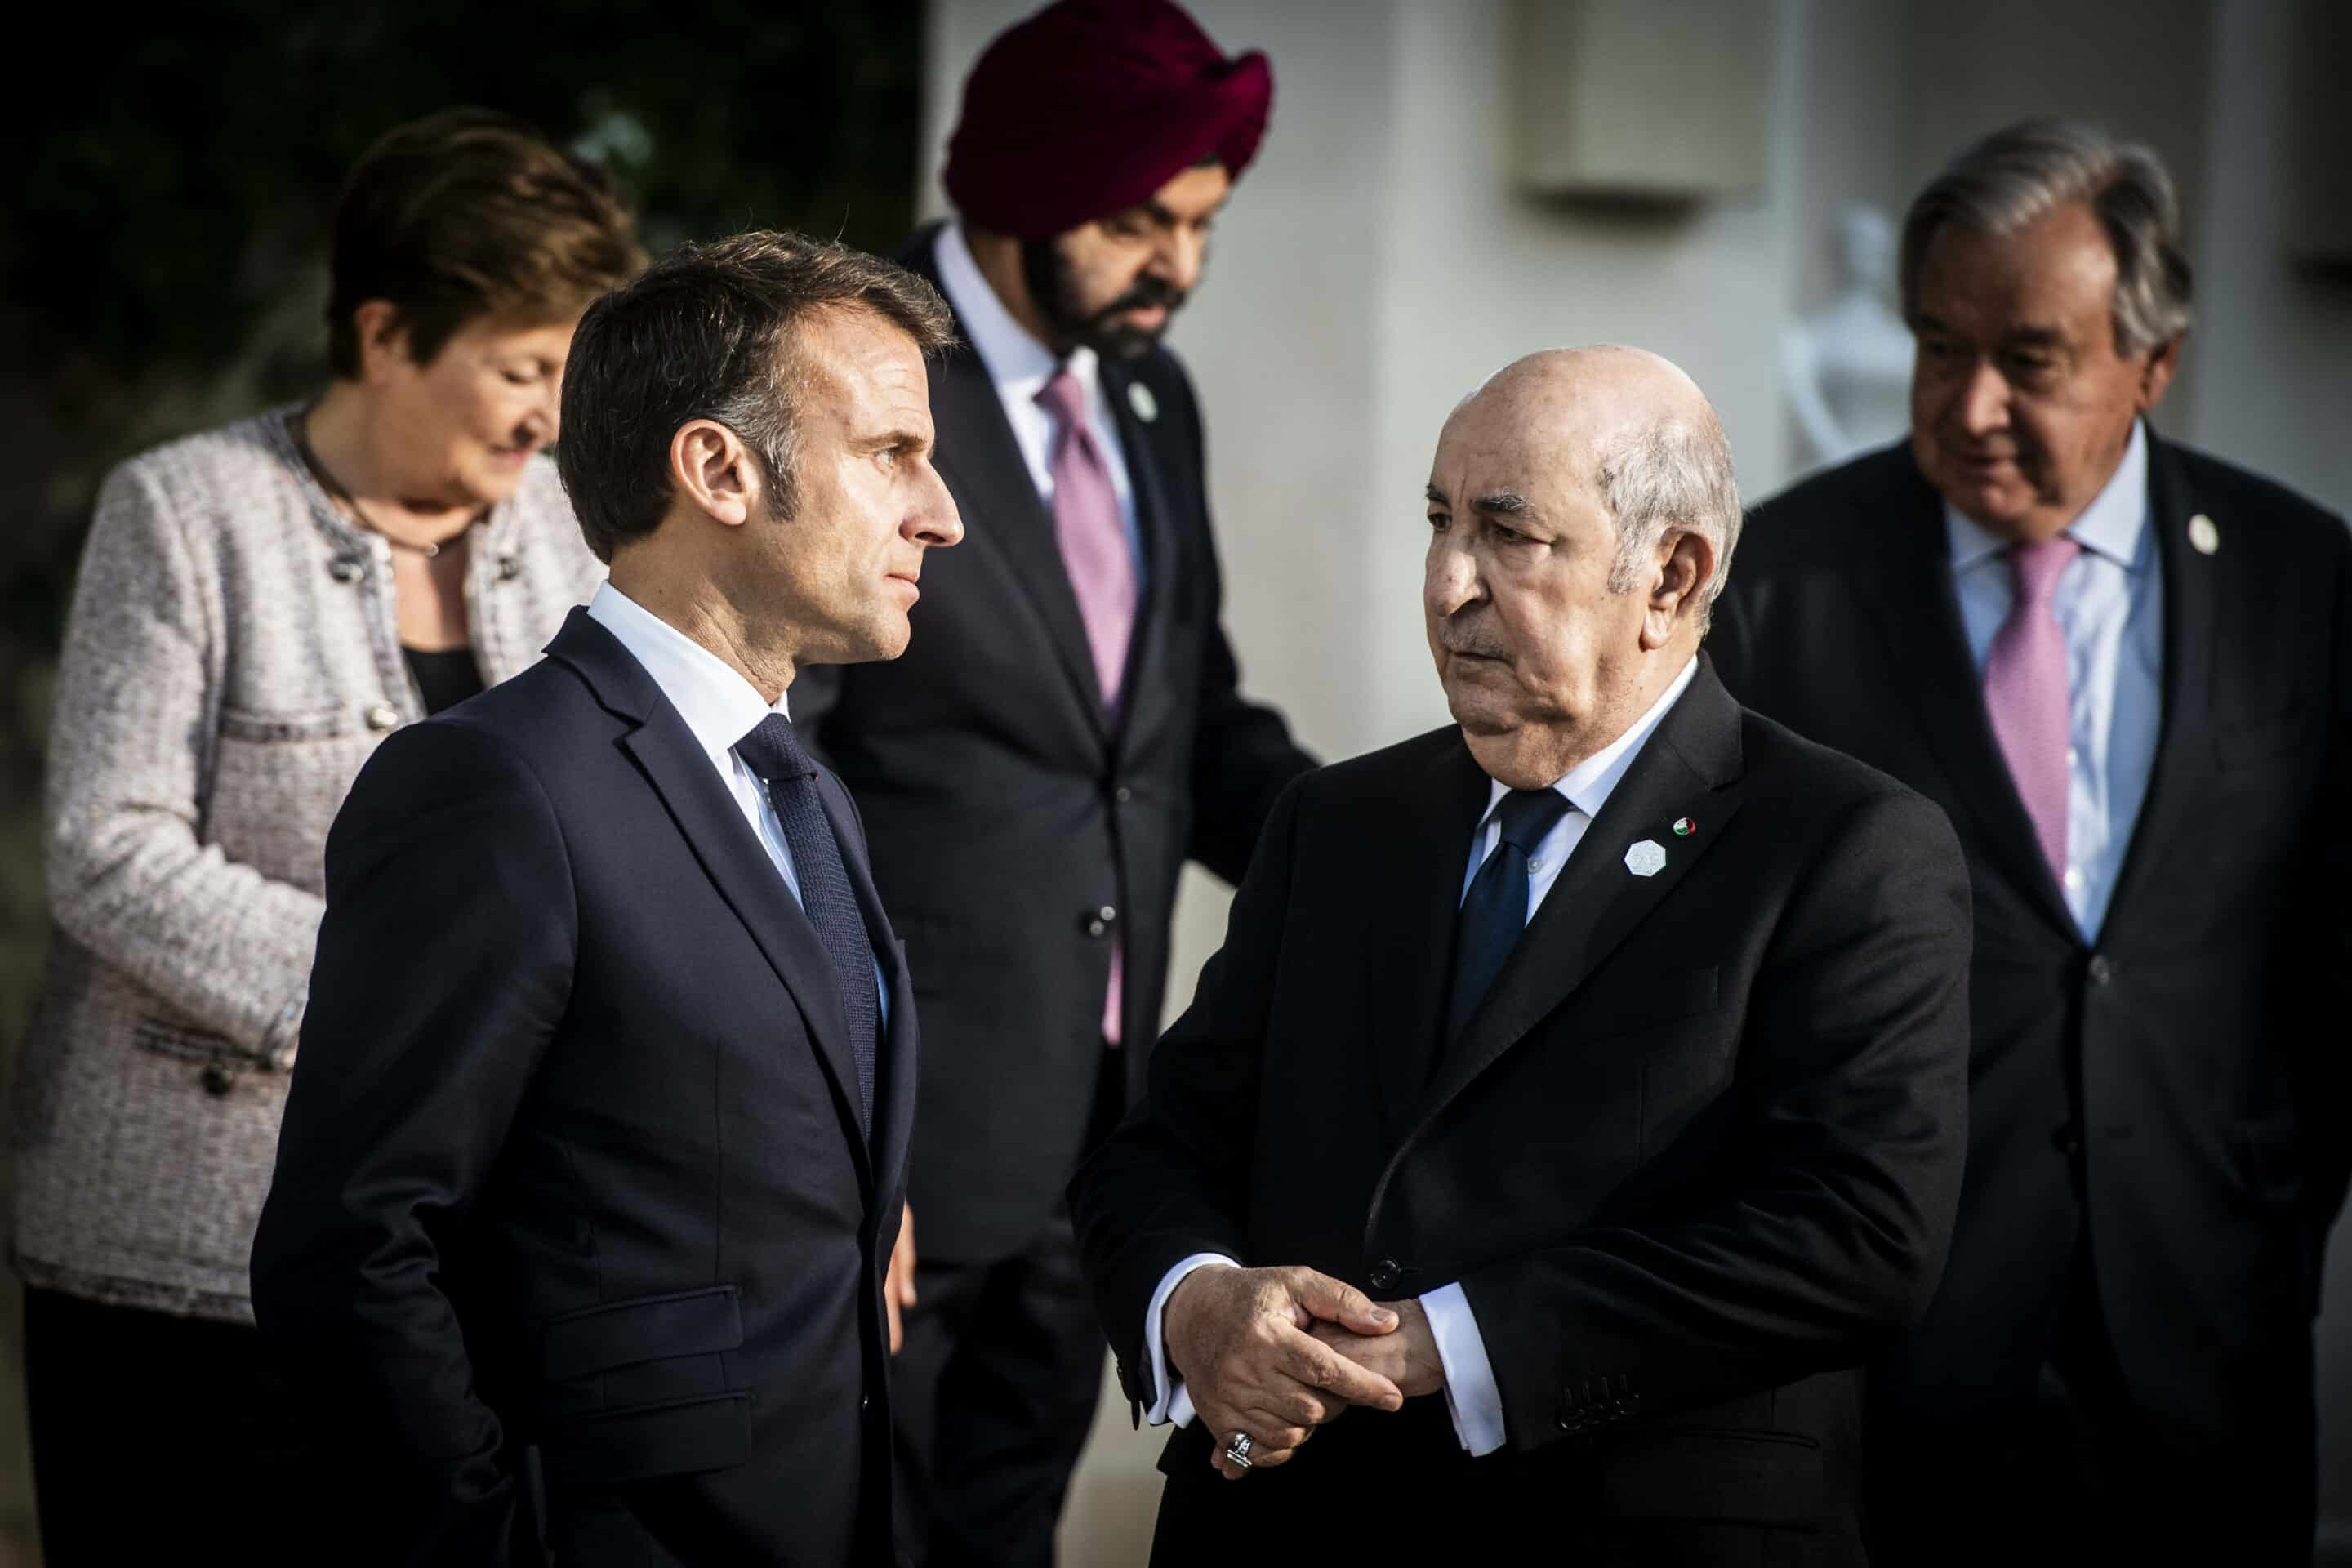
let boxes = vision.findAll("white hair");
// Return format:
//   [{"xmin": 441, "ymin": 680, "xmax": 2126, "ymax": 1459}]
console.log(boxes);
[{"xmin": 1597, "ymin": 412, "xmax": 1742, "ymax": 634}]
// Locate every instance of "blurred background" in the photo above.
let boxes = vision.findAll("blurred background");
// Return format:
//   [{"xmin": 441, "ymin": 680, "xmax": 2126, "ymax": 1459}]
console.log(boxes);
[{"xmin": 2, "ymin": 1, "xmax": 2346, "ymax": 1561}]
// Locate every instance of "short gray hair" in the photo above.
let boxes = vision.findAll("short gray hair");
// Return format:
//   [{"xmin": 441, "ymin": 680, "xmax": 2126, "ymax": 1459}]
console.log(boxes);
[
  {"xmin": 1900, "ymin": 118, "xmax": 2193, "ymax": 357},
  {"xmin": 1598, "ymin": 409, "xmax": 1742, "ymax": 635}
]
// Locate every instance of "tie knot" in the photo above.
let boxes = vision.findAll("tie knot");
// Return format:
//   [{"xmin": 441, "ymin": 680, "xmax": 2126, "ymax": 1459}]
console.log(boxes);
[
  {"xmin": 1493, "ymin": 787, "xmax": 1572, "ymax": 854},
  {"xmin": 735, "ymin": 712, "xmax": 816, "ymax": 785},
  {"xmin": 1036, "ymin": 367, "xmax": 1089, "ymax": 433},
  {"xmin": 2007, "ymin": 536, "xmax": 2081, "ymax": 609}
]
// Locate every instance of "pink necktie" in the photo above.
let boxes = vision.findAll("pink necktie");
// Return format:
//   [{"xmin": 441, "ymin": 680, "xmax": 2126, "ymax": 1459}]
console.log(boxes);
[
  {"xmin": 1982, "ymin": 537, "xmax": 2080, "ymax": 884},
  {"xmin": 1037, "ymin": 368, "xmax": 1138, "ymax": 1043}
]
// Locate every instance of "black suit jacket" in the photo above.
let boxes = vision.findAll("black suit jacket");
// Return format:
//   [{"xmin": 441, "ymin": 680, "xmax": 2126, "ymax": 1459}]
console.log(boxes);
[
  {"xmin": 252, "ymin": 610, "xmax": 916, "ymax": 1567},
  {"xmin": 1711, "ymin": 434, "xmax": 2352, "ymax": 1454},
  {"xmin": 791, "ymin": 223, "xmax": 1314, "ymax": 1263},
  {"xmin": 1070, "ymin": 662, "xmax": 1972, "ymax": 1560}
]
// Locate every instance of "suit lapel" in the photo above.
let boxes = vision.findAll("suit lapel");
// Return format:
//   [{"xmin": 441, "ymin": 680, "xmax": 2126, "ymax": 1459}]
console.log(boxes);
[
  {"xmin": 2100, "ymin": 430, "xmax": 2217, "ymax": 924},
  {"xmin": 1371, "ymin": 737, "xmax": 1496, "ymax": 1138},
  {"xmin": 1099, "ymin": 357, "xmax": 1180, "ymax": 746},
  {"xmin": 550, "ymin": 611, "xmax": 875, "ymax": 1180},
  {"xmin": 1854, "ymin": 459, "xmax": 2078, "ymax": 935},
  {"xmin": 1411, "ymin": 662, "xmax": 1749, "ymax": 1133}
]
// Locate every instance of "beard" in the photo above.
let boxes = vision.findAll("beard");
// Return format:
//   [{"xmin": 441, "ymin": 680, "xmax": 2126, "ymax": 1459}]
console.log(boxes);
[{"xmin": 1019, "ymin": 236, "xmax": 1188, "ymax": 361}]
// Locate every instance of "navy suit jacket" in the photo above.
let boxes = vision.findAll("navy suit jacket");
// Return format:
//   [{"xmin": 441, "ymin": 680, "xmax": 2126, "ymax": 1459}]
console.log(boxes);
[{"xmin": 252, "ymin": 608, "xmax": 916, "ymax": 1567}]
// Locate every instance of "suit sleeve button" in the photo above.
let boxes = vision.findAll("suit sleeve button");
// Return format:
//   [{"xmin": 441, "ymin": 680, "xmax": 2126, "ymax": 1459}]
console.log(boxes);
[{"xmin": 1368, "ymin": 1258, "xmax": 1401, "ymax": 1291}]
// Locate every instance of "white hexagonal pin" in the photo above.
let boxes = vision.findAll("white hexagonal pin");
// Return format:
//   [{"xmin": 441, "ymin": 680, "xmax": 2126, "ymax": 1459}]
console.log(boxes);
[{"xmin": 1624, "ymin": 839, "xmax": 1667, "ymax": 878}]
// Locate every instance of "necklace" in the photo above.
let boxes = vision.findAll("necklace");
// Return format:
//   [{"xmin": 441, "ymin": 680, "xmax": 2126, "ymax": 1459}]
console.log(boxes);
[{"xmin": 293, "ymin": 408, "xmax": 471, "ymax": 559}]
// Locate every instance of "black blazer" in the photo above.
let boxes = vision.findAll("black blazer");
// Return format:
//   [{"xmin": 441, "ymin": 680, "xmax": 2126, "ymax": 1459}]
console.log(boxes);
[
  {"xmin": 1070, "ymin": 662, "xmax": 1973, "ymax": 1561},
  {"xmin": 1711, "ymin": 435, "xmax": 2352, "ymax": 1452},
  {"xmin": 791, "ymin": 223, "xmax": 1314, "ymax": 1263},
  {"xmin": 252, "ymin": 609, "xmax": 917, "ymax": 1567}
]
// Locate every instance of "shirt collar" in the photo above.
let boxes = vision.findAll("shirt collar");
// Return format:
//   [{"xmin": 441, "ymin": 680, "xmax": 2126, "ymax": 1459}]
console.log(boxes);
[
  {"xmin": 586, "ymin": 581, "xmax": 786, "ymax": 773},
  {"xmin": 1945, "ymin": 418, "xmax": 2151, "ymax": 573},
  {"xmin": 1479, "ymin": 655, "xmax": 1699, "ymax": 829},
  {"xmin": 933, "ymin": 220, "xmax": 1103, "ymax": 409}
]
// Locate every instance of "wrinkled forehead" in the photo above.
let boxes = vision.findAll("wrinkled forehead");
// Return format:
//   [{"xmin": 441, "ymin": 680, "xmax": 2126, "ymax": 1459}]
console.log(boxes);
[{"xmin": 1431, "ymin": 386, "xmax": 1605, "ymax": 501}]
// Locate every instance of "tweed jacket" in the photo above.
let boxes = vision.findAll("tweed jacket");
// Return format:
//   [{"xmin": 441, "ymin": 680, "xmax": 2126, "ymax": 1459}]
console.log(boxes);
[{"xmin": 11, "ymin": 406, "xmax": 604, "ymax": 1322}]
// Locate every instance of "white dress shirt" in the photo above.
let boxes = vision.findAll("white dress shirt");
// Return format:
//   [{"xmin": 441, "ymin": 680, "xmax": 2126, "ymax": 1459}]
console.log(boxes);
[
  {"xmin": 1945, "ymin": 418, "xmax": 2161, "ymax": 938},
  {"xmin": 586, "ymin": 582, "xmax": 887, "ymax": 1019},
  {"xmin": 930, "ymin": 221, "xmax": 1147, "ymax": 586},
  {"xmin": 1143, "ymin": 656, "xmax": 1700, "ymax": 1455}
]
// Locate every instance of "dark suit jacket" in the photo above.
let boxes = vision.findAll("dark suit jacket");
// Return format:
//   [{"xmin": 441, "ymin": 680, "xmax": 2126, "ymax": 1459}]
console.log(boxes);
[
  {"xmin": 251, "ymin": 609, "xmax": 916, "ymax": 1568},
  {"xmin": 1069, "ymin": 661, "xmax": 1973, "ymax": 1561},
  {"xmin": 1711, "ymin": 434, "xmax": 2352, "ymax": 1460},
  {"xmin": 791, "ymin": 223, "xmax": 1314, "ymax": 1264}
]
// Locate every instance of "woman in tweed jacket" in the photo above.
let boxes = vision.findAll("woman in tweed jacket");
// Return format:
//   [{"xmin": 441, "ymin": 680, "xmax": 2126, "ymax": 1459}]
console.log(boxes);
[{"xmin": 11, "ymin": 109, "xmax": 640, "ymax": 1561}]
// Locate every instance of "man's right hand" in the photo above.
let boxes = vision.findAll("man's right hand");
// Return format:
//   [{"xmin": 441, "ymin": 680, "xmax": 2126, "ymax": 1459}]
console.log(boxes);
[{"xmin": 1163, "ymin": 1263, "xmax": 1405, "ymax": 1480}]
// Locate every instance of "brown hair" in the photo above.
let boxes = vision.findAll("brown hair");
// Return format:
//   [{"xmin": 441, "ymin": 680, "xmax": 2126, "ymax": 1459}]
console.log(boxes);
[
  {"xmin": 326, "ymin": 108, "xmax": 644, "ymax": 376},
  {"xmin": 556, "ymin": 229, "xmax": 957, "ymax": 563}
]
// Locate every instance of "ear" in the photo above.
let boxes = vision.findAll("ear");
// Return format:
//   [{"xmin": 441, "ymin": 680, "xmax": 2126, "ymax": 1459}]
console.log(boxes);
[
  {"xmin": 2135, "ymin": 335, "xmax": 2183, "ymax": 411},
  {"xmin": 669, "ymin": 420, "xmax": 760, "ymax": 528},
  {"xmin": 1641, "ymin": 528, "xmax": 1717, "ymax": 652},
  {"xmin": 351, "ymin": 301, "xmax": 409, "ymax": 385}
]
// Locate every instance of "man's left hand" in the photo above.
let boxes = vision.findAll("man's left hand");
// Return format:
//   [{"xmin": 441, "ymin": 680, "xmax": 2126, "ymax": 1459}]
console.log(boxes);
[
  {"xmin": 887, "ymin": 1202, "xmax": 918, "ymax": 1355},
  {"xmin": 1309, "ymin": 1298, "xmax": 1444, "ymax": 1397}
]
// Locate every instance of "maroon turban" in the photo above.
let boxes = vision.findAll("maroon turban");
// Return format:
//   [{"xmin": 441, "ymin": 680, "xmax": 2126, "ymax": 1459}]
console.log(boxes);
[{"xmin": 943, "ymin": 0, "xmax": 1274, "ymax": 239}]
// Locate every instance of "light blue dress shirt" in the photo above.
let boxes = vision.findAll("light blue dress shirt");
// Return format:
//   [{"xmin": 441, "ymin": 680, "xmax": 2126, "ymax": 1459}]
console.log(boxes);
[{"xmin": 1945, "ymin": 419, "xmax": 2163, "ymax": 938}]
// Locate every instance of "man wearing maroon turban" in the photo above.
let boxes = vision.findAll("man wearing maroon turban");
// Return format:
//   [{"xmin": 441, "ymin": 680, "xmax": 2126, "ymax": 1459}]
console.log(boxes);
[{"xmin": 788, "ymin": 2, "xmax": 1313, "ymax": 1562}]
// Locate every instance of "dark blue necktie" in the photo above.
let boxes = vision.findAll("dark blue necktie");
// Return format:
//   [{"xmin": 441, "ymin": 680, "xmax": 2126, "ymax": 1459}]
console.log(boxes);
[
  {"xmin": 735, "ymin": 714, "xmax": 877, "ymax": 1134},
  {"xmin": 1443, "ymin": 787, "xmax": 1575, "ymax": 1046}
]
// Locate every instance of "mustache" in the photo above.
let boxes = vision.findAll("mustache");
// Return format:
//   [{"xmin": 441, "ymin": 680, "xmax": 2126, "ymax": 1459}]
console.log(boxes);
[
  {"xmin": 1089, "ymin": 274, "xmax": 1187, "ymax": 323},
  {"xmin": 1440, "ymin": 629, "xmax": 1510, "ymax": 659}
]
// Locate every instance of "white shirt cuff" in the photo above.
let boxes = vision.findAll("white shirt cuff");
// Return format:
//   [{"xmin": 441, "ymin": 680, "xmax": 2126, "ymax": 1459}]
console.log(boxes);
[
  {"xmin": 1143, "ymin": 1253, "xmax": 1239, "ymax": 1427},
  {"xmin": 1423, "ymin": 1281, "xmax": 1506, "ymax": 1456}
]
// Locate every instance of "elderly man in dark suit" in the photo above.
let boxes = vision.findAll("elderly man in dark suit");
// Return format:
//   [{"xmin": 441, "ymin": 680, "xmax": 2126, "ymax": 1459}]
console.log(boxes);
[
  {"xmin": 252, "ymin": 233, "xmax": 963, "ymax": 1566},
  {"xmin": 1712, "ymin": 118, "xmax": 2352, "ymax": 1564},
  {"xmin": 1071, "ymin": 345, "xmax": 1974, "ymax": 1563},
  {"xmin": 788, "ymin": 3, "xmax": 1315, "ymax": 1560}
]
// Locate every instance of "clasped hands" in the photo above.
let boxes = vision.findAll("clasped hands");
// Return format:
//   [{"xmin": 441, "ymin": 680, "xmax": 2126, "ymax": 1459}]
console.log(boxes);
[{"xmin": 1162, "ymin": 1263, "xmax": 1446, "ymax": 1480}]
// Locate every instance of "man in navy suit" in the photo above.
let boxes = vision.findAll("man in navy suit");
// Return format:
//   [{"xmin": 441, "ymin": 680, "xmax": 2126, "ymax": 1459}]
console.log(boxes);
[{"xmin": 252, "ymin": 231, "xmax": 964, "ymax": 1566}]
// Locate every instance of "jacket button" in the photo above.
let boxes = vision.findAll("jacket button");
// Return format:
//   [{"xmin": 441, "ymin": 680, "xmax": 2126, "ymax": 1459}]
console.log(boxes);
[
  {"xmin": 1113, "ymin": 785, "xmax": 1133, "ymax": 804},
  {"xmin": 2051, "ymin": 1125, "xmax": 2083, "ymax": 1159},
  {"xmin": 200, "ymin": 1058, "xmax": 235, "ymax": 1097},
  {"xmin": 364, "ymin": 703, "xmax": 400, "ymax": 732},
  {"xmin": 1368, "ymin": 1258, "xmax": 1401, "ymax": 1292},
  {"xmin": 1082, "ymin": 905, "xmax": 1117, "ymax": 938},
  {"xmin": 2086, "ymin": 955, "xmax": 2114, "ymax": 986},
  {"xmin": 328, "ymin": 558, "xmax": 362, "ymax": 583},
  {"xmin": 497, "ymin": 554, "xmax": 522, "ymax": 581}
]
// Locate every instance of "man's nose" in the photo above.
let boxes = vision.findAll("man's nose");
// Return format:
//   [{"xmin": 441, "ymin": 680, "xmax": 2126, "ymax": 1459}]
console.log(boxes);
[
  {"xmin": 911, "ymin": 467, "xmax": 964, "ymax": 548},
  {"xmin": 1150, "ymin": 229, "xmax": 1206, "ymax": 296},
  {"xmin": 1955, "ymin": 361, "xmax": 2009, "ymax": 437},
  {"xmin": 1425, "ymin": 545, "xmax": 1481, "ymax": 616}
]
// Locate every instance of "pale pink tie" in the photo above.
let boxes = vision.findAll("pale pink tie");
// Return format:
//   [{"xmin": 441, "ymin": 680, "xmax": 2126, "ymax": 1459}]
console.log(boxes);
[
  {"xmin": 1983, "ymin": 537, "xmax": 2080, "ymax": 884},
  {"xmin": 1038, "ymin": 368, "xmax": 1138, "ymax": 1043}
]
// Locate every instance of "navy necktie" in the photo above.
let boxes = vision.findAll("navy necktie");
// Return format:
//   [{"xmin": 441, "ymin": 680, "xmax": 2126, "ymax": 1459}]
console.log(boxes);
[
  {"xmin": 1443, "ymin": 787, "xmax": 1575, "ymax": 1047},
  {"xmin": 735, "ymin": 714, "xmax": 878, "ymax": 1134}
]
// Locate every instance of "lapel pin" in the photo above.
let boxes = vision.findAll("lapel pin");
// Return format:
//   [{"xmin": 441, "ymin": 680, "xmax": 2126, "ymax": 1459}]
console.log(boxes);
[
  {"xmin": 1624, "ymin": 840, "xmax": 1667, "ymax": 878},
  {"xmin": 2188, "ymin": 513, "xmax": 2219, "ymax": 555},
  {"xmin": 1126, "ymin": 381, "xmax": 1159, "ymax": 423},
  {"xmin": 1673, "ymin": 817, "xmax": 1696, "ymax": 837}
]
